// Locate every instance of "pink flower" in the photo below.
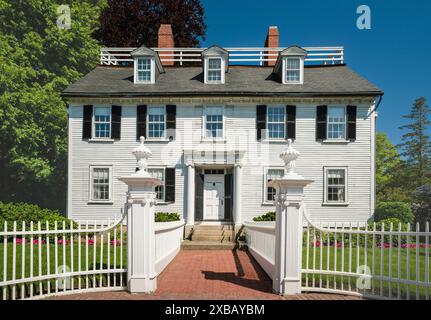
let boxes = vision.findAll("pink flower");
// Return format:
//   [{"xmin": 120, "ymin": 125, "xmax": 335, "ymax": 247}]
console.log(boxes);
[
  {"xmin": 401, "ymin": 244, "xmax": 419, "ymax": 249},
  {"xmin": 16, "ymin": 238, "xmax": 26, "ymax": 244},
  {"xmin": 57, "ymin": 239, "xmax": 70, "ymax": 245},
  {"xmin": 87, "ymin": 239, "xmax": 94, "ymax": 245},
  {"xmin": 110, "ymin": 239, "xmax": 121, "ymax": 246},
  {"xmin": 312, "ymin": 241, "xmax": 321, "ymax": 247},
  {"xmin": 378, "ymin": 243, "xmax": 391, "ymax": 249},
  {"xmin": 33, "ymin": 239, "xmax": 46, "ymax": 244}
]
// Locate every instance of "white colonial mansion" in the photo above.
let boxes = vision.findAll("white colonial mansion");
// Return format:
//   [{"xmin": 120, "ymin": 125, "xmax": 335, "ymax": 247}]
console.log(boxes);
[{"xmin": 63, "ymin": 25, "xmax": 383, "ymax": 239}]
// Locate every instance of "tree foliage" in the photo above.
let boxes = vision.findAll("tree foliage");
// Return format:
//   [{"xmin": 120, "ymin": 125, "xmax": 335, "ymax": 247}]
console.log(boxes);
[
  {"xmin": 412, "ymin": 185, "xmax": 431, "ymax": 225},
  {"xmin": 94, "ymin": 0, "xmax": 206, "ymax": 47},
  {"xmin": 398, "ymin": 97, "xmax": 431, "ymax": 186},
  {"xmin": 0, "ymin": 0, "xmax": 105, "ymax": 211}
]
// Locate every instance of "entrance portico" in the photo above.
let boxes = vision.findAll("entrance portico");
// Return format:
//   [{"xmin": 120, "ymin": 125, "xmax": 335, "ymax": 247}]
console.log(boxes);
[{"xmin": 184, "ymin": 149, "xmax": 244, "ymax": 236}]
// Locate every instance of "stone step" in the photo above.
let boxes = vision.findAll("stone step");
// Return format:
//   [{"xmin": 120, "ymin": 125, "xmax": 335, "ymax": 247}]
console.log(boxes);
[
  {"xmin": 191, "ymin": 235, "xmax": 233, "ymax": 242},
  {"xmin": 181, "ymin": 240, "xmax": 236, "ymax": 250},
  {"xmin": 193, "ymin": 224, "xmax": 234, "ymax": 231},
  {"xmin": 192, "ymin": 229, "xmax": 233, "ymax": 236}
]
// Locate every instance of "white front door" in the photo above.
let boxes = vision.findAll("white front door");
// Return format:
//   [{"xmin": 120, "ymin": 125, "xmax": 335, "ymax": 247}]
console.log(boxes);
[{"xmin": 203, "ymin": 175, "xmax": 225, "ymax": 220}]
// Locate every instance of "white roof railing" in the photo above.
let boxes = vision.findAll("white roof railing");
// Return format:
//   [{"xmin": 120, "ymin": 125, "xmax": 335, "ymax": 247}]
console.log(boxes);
[{"xmin": 100, "ymin": 46, "xmax": 344, "ymax": 66}]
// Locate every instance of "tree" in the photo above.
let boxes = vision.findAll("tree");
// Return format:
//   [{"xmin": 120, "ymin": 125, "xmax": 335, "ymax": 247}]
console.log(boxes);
[
  {"xmin": 94, "ymin": 0, "xmax": 206, "ymax": 47},
  {"xmin": 0, "ymin": 0, "xmax": 105, "ymax": 211},
  {"xmin": 412, "ymin": 185, "xmax": 431, "ymax": 225},
  {"xmin": 398, "ymin": 97, "xmax": 431, "ymax": 187}
]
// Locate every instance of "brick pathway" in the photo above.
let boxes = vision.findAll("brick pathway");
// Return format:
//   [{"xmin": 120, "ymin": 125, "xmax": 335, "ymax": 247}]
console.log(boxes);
[{"xmin": 47, "ymin": 250, "xmax": 360, "ymax": 300}]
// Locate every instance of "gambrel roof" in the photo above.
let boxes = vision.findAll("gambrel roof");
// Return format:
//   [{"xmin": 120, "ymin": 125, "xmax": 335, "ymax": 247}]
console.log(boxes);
[{"xmin": 63, "ymin": 65, "xmax": 383, "ymax": 97}]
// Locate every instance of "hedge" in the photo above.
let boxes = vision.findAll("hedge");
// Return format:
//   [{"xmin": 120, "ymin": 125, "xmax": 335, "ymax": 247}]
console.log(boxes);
[
  {"xmin": 374, "ymin": 202, "xmax": 414, "ymax": 224},
  {"xmin": 155, "ymin": 212, "xmax": 181, "ymax": 222}
]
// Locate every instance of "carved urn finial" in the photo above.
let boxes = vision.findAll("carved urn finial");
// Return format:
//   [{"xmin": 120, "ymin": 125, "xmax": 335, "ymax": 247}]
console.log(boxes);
[
  {"xmin": 280, "ymin": 139, "xmax": 300, "ymax": 177},
  {"xmin": 132, "ymin": 136, "xmax": 152, "ymax": 177}
]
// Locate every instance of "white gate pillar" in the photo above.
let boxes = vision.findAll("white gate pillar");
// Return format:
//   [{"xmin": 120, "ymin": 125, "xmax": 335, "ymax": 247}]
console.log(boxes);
[
  {"xmin": 233, "ymin": 162, "xmax": 242, "ymax": 226},
  {"xmin": 186, "ymin": 163, "xmax": 195, "ymax": 226},
  {"xmin": 269, "ymin": 139, "xmax": 313, "ymax": 295},
  {"xmin": 118, "ymin": 137, "xmax": 161, "ymax": 293}
]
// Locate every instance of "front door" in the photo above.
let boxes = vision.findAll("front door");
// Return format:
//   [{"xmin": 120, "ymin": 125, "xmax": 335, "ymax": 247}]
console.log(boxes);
[{"xmin": 203, "ymin": 175, "xmax": 225, "ymax": 220}]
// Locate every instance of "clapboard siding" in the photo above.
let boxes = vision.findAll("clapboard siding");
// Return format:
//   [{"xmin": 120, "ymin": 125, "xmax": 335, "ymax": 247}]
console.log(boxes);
[{"xmin": 68, "ymin": 103, "xmax": 373, "ymax": 224}]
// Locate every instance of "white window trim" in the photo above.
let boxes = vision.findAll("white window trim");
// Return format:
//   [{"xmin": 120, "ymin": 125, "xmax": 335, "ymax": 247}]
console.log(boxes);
[
  {"xmin": 204, "ymin": 57, "xmax": 225, "ymax": 84},
  {"xmin": 262, "ymin": 166, "xmax": 285, "ymax": 205},
  {"xmin": 134, "ymin": 57, "xmax": 155, "ymax": 84},
  {"xmin": 326, "ymin": 106, "xmax": 347, "ymax": 141},
  {"xmin": 323, "ymin": 166, "xmax": 349, "ymax": 206},
  {"xmin": 88, "ymin": 165, "xmax": 113, "ymax": 204},
  {"xmin": 282, "ymin": 57, "xmax": 304, "ymax": 85},
  {"xmin": 146, "ymin": 105, "xmax": 167, "ymax": 141},
  {"xmin": 201, "ymin": 105, "xmax": 226, "ymax": 140},
  {"xmin": 148, "ymin": 166, "xmax": 167, "ymax": 203},
  {"xmin": 92, "ymin": 106, "xmax": 112, "ymax": 140},
  {"xmin": 266, "ymin": 105, "xmax": 286, "ymax": 141}
]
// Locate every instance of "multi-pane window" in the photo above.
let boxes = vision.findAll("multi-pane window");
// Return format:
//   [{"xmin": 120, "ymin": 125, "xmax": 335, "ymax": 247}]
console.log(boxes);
[
  {"xmin": 94, "ymin": 107, "xmax": 111, "ymax": 138},
  {"xmin": 285, "ymin": 58, "xmax": 301, "ymax": 82},
  {"xmin": 204, "ymin": 107, "xmax": 223, "ymax": 138},
  {"xmin": 326, "ymin": 168, "xmax": 347, "ymax": 203},
  {"xmin": 148, "ymin": 168, "xmax": 165, "ymax": 201},
  {"xmin": 266, "ymin": 169, "xmax": 284, "ymax": 202},
  {"xmin": 137, "ymin": 58, "xmax": 152, "ymax": 82},
  {"xmin": 267, "ymin": 106, "xmax": 285, "ymax": 139},
  {"xmin": 328, "ymin": 107, "xmax": 346, "ymax": 139},
  {"xmin": 148, "ymin": 106, "xmax": 165, "ymax": 139},
  {"xmin": 91, "ymin": 167, "xmax": 111, "ymax": 201},
  {"xmin": 207, "ymin": 58, "xmax": 222, "ymax": 82}
]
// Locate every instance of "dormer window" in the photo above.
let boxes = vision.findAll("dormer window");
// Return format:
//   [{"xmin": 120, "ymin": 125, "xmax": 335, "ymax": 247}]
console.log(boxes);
[
  {"xmin": 273, "ymin": 45, "xmax": 307, "ymax": 85},
  {"xmin": 137, "ymin": 58, "xmax": 152, "ymax": 82},
  {"xmin": 285, "ymin": 58, "xmax": 301, "ymax": 83},
  {"xmin": 202, "ymin": 45, "xmax": 228, "ymax": 84},
  {"xmin": 130, "ymin": 45, "xmax": 164, "ymax": 84},
  {"xmin": 207, "ymin": 58, "xmax": 222, "ymax": 82}
]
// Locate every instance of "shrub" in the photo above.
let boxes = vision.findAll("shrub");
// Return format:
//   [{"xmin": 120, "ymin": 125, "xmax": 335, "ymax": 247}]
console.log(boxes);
[
  {"xmin": 253, "ymin": 211, "xmax": 275, "ymax": 222},
  {"xmin": 412, "ymin": 184, "xmax": 431, "ymax": 225},
  {"xmin": 155, "ymin": 212, "xmax": 180, "ymax": 222},
  {"xmin": 373, "ymin": 202, "xmax": 414, "ymax": 224}
]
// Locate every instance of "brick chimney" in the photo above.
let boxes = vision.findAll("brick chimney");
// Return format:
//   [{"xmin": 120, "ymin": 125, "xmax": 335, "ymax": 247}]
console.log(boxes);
[
  {"xmin": 264, "ymin": 26, "xmax": 279, "ymax": 67},
  {"xmin": 158, "ymin": 24, "xmax": 174, "ymax": 66}
]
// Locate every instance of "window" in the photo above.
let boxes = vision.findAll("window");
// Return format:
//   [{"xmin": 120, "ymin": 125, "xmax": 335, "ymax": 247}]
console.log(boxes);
[
  {"xmin": 90, "ymin": 166, "xmax": 112, "ymax": 202},
  {"xmin": 204, "ymin": 106, "xmax": 224, "ymax": 138},
  {"xmin": 325, "ymin": 167, "xmax": 348, "ymax": 204},
  {"xmin": 148, "ymin": 168, "xmax": 165, "ymax": 201},
  {"xmin": 327, "ymin": 107, "xmax": 346, "ymax": 139},
  {"xmin": 207, "ymin": 58, "xmax": 222, "ymax": 82},
  {"xmin": 147, "ymin": 106, "xmax": 166, "ymax": 139},
  {"xmin": 137, "ymin": 58, "xmax": 152, "ymax": 82},
  {"xmin": 94, "ymin": 107, "xmax": 111, "ymax": 138},
  {"xmin": 265, "ymin": 168, "xmax": 284, "ymax": 202},
  {"xmin": 285, "ymin": 58, "xmax": 301, "ymax": 83},
  {"xmin": 267, "ymin": 106, "xmax": 285, "ymax": 139}
]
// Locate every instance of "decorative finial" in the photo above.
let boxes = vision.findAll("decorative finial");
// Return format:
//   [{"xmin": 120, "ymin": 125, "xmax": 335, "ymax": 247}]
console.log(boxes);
[
  {"xmin": 132, "ymin": 136, "xmax": 152, "ymax": 177},
  {"xmin": 280, "ymin": 139, "xmax": 300, "ymax": 177}
]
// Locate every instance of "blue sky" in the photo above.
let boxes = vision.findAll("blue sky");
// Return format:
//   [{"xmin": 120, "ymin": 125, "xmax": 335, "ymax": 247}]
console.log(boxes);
[{"xmin": 200, "ymin": 0, "xmax": 431, "ymax": 145}]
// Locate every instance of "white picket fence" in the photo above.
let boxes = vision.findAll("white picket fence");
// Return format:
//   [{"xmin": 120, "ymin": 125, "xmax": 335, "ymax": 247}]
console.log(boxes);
[
  {"xmin": 244, "ymin": 206, "xmax": 431, "ymax": 300},
  {"xmin": 0, "ymin": 213, "xmax": 185, "ymax": 300}
]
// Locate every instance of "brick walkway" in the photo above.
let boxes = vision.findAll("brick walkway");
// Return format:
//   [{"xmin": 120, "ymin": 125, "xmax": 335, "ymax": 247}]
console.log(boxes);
[{"xmin": 47, "ymin": 250, "xmax": 360, "ymax": 300}]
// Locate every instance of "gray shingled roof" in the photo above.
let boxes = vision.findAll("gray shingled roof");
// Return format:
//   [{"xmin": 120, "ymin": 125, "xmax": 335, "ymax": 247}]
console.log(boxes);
[{"xmin": 63, "ymin": 65, "xmax": 383, "ymax": 97}]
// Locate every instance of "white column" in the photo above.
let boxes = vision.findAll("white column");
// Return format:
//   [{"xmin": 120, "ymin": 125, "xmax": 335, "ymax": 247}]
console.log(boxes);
[
  {"xmin": 269, "ymin": 139, "xmax": 313, "ymax": 295},
  {"xmin": 186, "ymin": 164, "xmax": 195, "ymax": 226},
  {"xmin": 118, "ymin": 136, "xmax": 162, "ymax": 293},
  {"xmin": 233, "ymin": 163, "xmax": 242, "ymax": 225}
]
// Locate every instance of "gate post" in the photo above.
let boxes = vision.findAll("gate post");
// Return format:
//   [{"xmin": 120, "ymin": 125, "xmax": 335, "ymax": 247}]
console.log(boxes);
[
  {"xmin": 118, "ymin": 137, "xmax": 161, "ymax": 293},
  {"xmin": 269, "ymin": 139, "xmax": 313, "ymax": 295}
]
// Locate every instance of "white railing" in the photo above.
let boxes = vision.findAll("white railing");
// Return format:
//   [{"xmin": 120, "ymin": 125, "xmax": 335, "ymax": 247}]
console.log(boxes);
[
  {"xmin": 100, "ymin": 46, "xmax": 344, "ymax": 66},
  {"xmin": 0, "ymin": 212, "xmax": 127, "ymax": 300},
  {"xmin": 155, "ymin": 220, "xmax": 185, "ymax": 274},
  {"xmin": 243, "ymin": 221, "xmax": 275, "ymax": 279},
  {"xmin": 244, "ymin": 207, "xmax": 431, "ymax": 300}
]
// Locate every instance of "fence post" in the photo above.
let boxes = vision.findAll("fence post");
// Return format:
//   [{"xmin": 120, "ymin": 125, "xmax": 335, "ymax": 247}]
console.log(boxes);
[
  {"xmin": 118, "ymin": 136, "xmax": 162, "ymax": 293},
  {"xmin": 269, "ymin": 139, "xmax": 313, "ymax": 295}
]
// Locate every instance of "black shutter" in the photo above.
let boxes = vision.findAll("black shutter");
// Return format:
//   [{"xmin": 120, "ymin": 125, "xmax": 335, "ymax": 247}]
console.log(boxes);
[
  {"xmin": 347, "ymin": 105, "xmax": 357, "ymax": 141},
  {"xmin": 224, "ymin": 173, "xmax": 233, "ymax": 220},
  {"xmin": 111, "ymin": 105, "xmax": 122, "ymax": 139},
  {"xmin": 256, "ymin": 105, "xmax": 267, "ymax": 141},
  {"xmin": 316, "ymin": 105, "xmax": 328, "ymax": 141},
  {"xmin": 82, "ymin": 105, "xmax": 93, "ymax": 139},
  {"xmin": 286, "ymin": 105, "xmax": 296, "ymax": 140},
  {"xmin": 136, "ymin": 105, "xmax": 147, "ymax": 140},
  {"xmin": 195, "ymin": 172, "xmax": 204, "ymax": 221},
  {"xmin": 166, "ymin": 104, "xmax": 176, "ymax": 141},
  {"xmin": 165, "ymin": 167, "xmax": 175, "ymax": 202}
]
